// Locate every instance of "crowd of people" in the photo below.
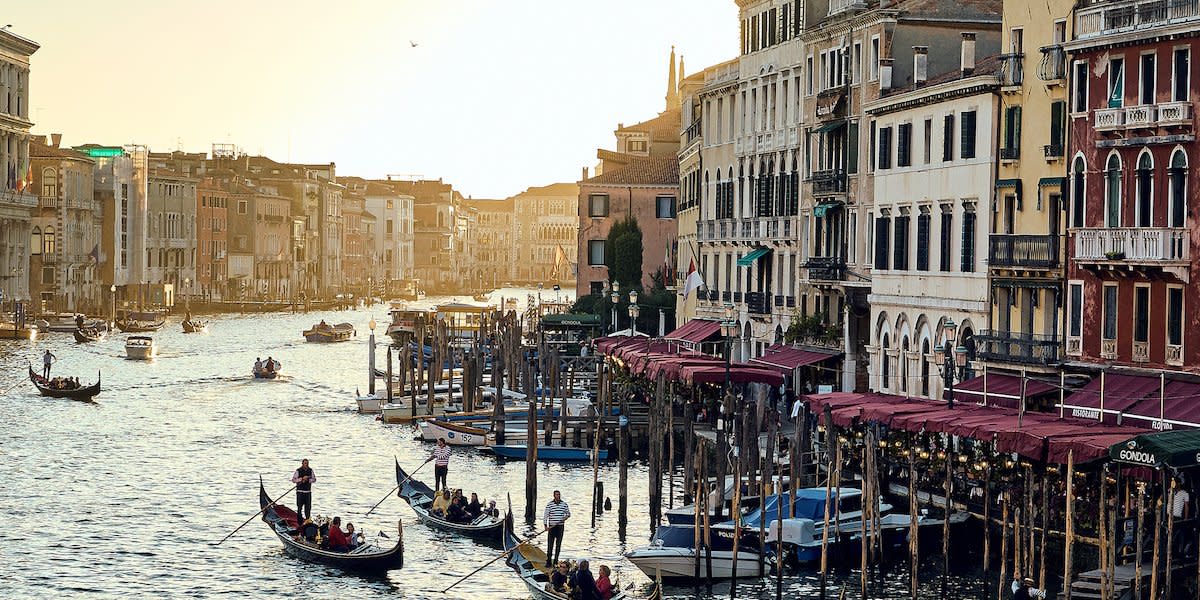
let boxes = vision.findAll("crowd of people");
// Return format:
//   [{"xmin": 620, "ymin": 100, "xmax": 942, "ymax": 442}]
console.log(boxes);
[
  {"xmin": 254, "ymin": 356, "xmax": 279, "ymax": 374},
  {"xmin": 548, "ymin": 559, "xmax": 615, "ymax": 600},
  {"xmin": 429, "ymin": 488, "xmax": 498, "ymax": 523},
  {"xmin": 42, "ymin": 376, "xmax": 83, "ymax": 390}
]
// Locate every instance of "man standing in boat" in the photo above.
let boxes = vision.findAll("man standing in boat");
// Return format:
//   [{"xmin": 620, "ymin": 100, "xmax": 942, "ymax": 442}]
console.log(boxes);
[
  {"xmin": 430, "ymin": 438, "xmax": 451, "ymax": 490},
  {"xmin": 543, "ymin": 490, "xmax": 571, "ymax": 567},
  {"xmin": 291, "ymin": 458, "xmax": 316, "ymax": 521},
  {"xmin": 42, "ymin": 349, "xmax": 56, "ymax": 379}
]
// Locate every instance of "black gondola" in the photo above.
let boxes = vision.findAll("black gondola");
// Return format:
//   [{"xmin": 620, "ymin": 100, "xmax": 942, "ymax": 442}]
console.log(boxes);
[
  {"xmin": 395, "ymin": 459, "xmax": 506, "ymax": 543},
  {"xmin": 258, "ymin": 479, "xmax": 404, "ymax": 574},
  {"xmin": 28, "ymin": 366, "xmax": 100, "ymax": 400},
  {"xmin": 73, "ymin": 327, "xmax": 105, "ymax": 343}
]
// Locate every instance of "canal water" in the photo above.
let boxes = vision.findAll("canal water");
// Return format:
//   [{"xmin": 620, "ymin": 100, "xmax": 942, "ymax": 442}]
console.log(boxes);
[{"xmin": 0, "ymin": 293, "xmax": 1000, "ymax": 599}]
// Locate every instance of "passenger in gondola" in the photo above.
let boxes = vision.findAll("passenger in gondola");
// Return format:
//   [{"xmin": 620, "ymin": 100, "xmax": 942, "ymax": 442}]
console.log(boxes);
[
  {"xmin": 75, "ymin": 314, "xmax": 85, "ymax": 328},
  {"xmin": 447, "ymin": 495, "xmax": 469, "ymax": 523},
  {"xmin": 466, "ymin": 492, "xmax": 482, "ymax": 520},
  {"xmin": 345, "ymin": 522, "xmax": 363, "ymax": 550},
  {"xmin": 431, "ymin": 489, "xmax": 451, "ymax": 517},
  {"xmin": 595, "ymin": 564, "xmax": 615, "ymax": 600},
  {"xmin": 485, "ymin": 499, "xmax": 500, "ymax": 518},
  {"xmin": 327, "ymin": 516, "xmax": 350, "ymax": 552},
  {"xmin": 549, "ymin": 561, "xmax": 571, "ymax": 593},
  {"xmin": 254, "ymin": 357, "xmax": 263, "ymax": 372}
]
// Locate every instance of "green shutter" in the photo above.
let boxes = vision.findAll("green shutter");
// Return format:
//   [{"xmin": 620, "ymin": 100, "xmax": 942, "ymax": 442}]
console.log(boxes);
[
  {"xmin": 847, "ymin": 123, "xmax": 859, "ymax": 174},
  {"xmin": 1109, "ymin": 61, "xmax": 1124, "ymax": 108}
]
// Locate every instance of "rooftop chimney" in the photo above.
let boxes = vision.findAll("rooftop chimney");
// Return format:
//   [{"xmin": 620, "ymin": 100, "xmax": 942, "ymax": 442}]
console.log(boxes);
[
  {"xmin": 879, "ymin": 58, "xmax": 894, "ymax": 91},
  {"xmin": 913, "ymin": 46, "xmax": 928, "ymax": 86},
  {"xmin": 961, "ymin": 32, "xmax": 977, "ymax": 76},
  {"xmin": 50, "ymin": 133, "xmax": 62, "ymax": 148}
]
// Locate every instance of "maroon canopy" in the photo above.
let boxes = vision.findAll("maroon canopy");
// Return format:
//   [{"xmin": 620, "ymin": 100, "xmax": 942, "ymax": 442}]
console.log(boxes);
[
  {"xmin": 1120, "ymin": 379, "xmax": 1200, "ymax": 430},
  {"xmin": 680, "ymin": 363, "xmax": 784, "ymax": 386},
  {"xmin": 750, "ymin": 344, "xmax": 841, "ymax": 372},
  {"xmin": 666, "ymin": 319, "xmax": 721, "ymax": 344},
  {"xmin": 644, "ymin": 356, "xmax": 723, "ymax": 381},
  {"xmin": 952, "ymin": 373, "xmax": 1057, "ymax": 410},
  {"xmin": 1058, "ymin": 373, "xmax": 1162, "ymax": 423}
]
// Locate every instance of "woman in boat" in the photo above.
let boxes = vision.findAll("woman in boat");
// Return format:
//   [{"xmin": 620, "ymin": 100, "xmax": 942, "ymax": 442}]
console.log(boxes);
[
  {"xmin": 595, "ymin": 564, "xmax": 615, "ymax": 600},
  {"xmin": 466, "ymin": 493, "xmax": 482, "ymax": 520},
  {"xmin": 430, "ymin": 489, "xmax": 451, "ymax": 517}
]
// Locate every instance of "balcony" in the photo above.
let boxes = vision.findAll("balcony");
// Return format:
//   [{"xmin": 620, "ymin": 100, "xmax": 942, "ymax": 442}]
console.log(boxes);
[
  {"xmin": 38, "ymin": 196, "xmax": 56, "ymax": 209},
  {"xmin": 806, "ymin": 256, "xmax": 846, "ymax": 281},
  {"xmin": 685, "ymin": 118, "xmax": 702, "ymax": 144},
  {"xmin": 812, "ymin": 169, "xmax": 847, "ymax": 195},
  {"xmin": 828, "ymin": 0, "xmax": 867, "ymax": 16},
  {"xmin": 989, "ymin": 235, "xmax": 1058, "ymax": 269},
  {"xmin": 1095, "ymin": 107, "xmax": 1126, "ymax": 131},
  {"xmin": 999, "ymin": 53, "xmax": 1025, "ymax": 87},
  {"xmin": 1125, "ymin": 104, "xmax": 1157, "ymax": 128},
  {"xmin": 745, "ymin": 291, "xmax": 770, "ymax": 315},
  {"xmin": 1044, "ymin": 144, "xmax": 1064, "ymax": 158},
  {"xmin": 1095, "ymin": 102, "xmax": 1194, "ymax": 132},
  {"xmin": 1038, "ymin": 45, "xmax": 1067, "ymax": 81},
  {"xmin": 1000, "ymin": 147, "xmax": 1021, "ymax": 161},
  {"xmin": 1075, "ymin": 0, "xmax": 1200, "ymax": 40},
  {"xmin": 975, "ymin": 330, "xmax": 1061, "ymax": 365},
  {"xmin": 1074, "ymin": 227, "xmax": 1189, "ymax": 264},
  {"xmin": 1158, "ymin": 101, "xmax": 1193, "ymax": 127}
]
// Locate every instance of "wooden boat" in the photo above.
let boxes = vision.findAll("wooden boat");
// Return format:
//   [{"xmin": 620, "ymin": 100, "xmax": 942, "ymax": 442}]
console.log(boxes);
[
  {"xmin": 0, "ymin": 321, "xmax": 37, "ymax": 339},
  {"xmin": 73, "ymin": 327, "xmax": 106, "ymax": 343},
  {"xmin": 36, "ymin": 314, "xmax": 107, "ymax": 332},
  {"xmin": 303, "ymin": 322, "xmax": 355, "ymax": 343},
  {"xmin": 182, "ymin": 319, "xmax": 208, "ymax": 333},
  {"xmin": 394, "ymin": 459, "xmax": 507, "ymax": 542},
  {"xmin": 503, "ymin": 521, "xmax": 629, "ymax": 600},
  {"xmin": 116, "ymin": 318, "xmax": 165, "ymax": 332},
  {"xmin": 380, "ymin": 399, "xmax": 450, "ymax": 423},
  {"xmin": 417, "ymin": 420, "xmax": 489, "ymax": 446},
  {"xmin": 28, "ymin": 366, "xmax": 100, "ymax": 400},
  {"xmin": 355, "ymin": 393, "xmax": 384, "ymax": 414},
  {"xmin": 253, "ymin": 359, "xmax": 281, "ymax": 379},
  {"xmin": 125, "ymin": 335, "xmax": 157, "ymax": 360},
  {"xmin": 487, "ymin": 445, "xmax": 608, "ymax": 462},
  {"xmin": 258, "ymin": 479, "xmax": 404, "ymax": 574}
]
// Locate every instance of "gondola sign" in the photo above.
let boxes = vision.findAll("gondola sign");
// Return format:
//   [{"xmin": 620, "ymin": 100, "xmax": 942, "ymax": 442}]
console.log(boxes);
[
  {"xmin": 1108, "ymin": 430, "xmax": 1200, "ymax": 469},
  {"xmin": 1113, "ymin": 440, "xmax": 1156, "ymax": 467}
]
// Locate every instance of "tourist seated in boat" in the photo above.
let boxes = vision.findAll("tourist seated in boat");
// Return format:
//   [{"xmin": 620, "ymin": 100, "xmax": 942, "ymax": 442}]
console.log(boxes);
[
  {"xmin": 595, "ymin": 564, "xmax": 614, "ymax": 600},
  {"xmin": 549, "ymin": 561, "xmax": 571, "ymax": 593},
  {"xmin": 254, "ymin": 357, "xmax": 263, "ymax": 372},
  {"xmin": 466, "ymin": 493, "xmax": 482, "ymax": 520},
  {"xmin": 345, "ymin": 522, "xmax": 363, "ymax": 551},
  {"xmin": 430, "ymin": 489, "xmax": 451, "ymax": 516},
  {"xmin": 570, "ymin": 560, "xmax": 600, "ymax": 600},
  {"xmin": 485, "ymin": 499, "xmax": 500, "ymax": 518},
  {"xmin": 326, "ymin": 516, "xmax": 350, "ymax": 552},
  {"xmin": 319, "ymin": 320, "xmax": 329, "ymax": 330},
  {"xmin": 265, "ymin": 356, "xmax": 275, "ymax": 372}
]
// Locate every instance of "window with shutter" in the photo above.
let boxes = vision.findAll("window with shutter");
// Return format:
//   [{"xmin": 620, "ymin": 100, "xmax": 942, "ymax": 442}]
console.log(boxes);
[
  {"xmin": 893, "ymin": 216, "xmax": 909, "ymax": 269},
  {"xmin": 960, "ymin": 111, "xmax": 977, "ymax": 159},
  {"xmin": 1168, "ymin": 287, "xmax": 1184, "ymax": 346},
  {"xmin": 916, "ymin": 213, "xmax": 931, "ymax": 271},
  {"xmin": 1103, "ymin": 285, "xmax": 1118, "ymax": 340},
  {"xmin": 878, "ymin": 126, "xmax": 892, "ymax": 169},
  {"xmin": 942, "ymin": 114, "xmax": 954, "ymax": 161},
  {"xmin": 940, "ymin": 210, "xmax": 953, "ymax": 271},
  {"xmin": 897, "ymin": 123, "xmax": 912, "ymax": 167},
  {"xmin": 875, "ymin": 217, "xmax": 890, "ymax": 269},
  {"xmin": 961, "ymin": 211, "xmax": 976, "ymax": 272},
  {"xmin": 847, "ymin": 123, "xmax": 859, "ymax": 174},
  {"xmin": 1069, "ymin": 283, "xmax": 1083, "ymax": 337},
  {"xmin": 1049, "ymin": 101, "xmax": 1065, "ymax": 154},
  {"xmin": 1134, "ymin": 286, "xmax": 1150, "ymax": 343}
]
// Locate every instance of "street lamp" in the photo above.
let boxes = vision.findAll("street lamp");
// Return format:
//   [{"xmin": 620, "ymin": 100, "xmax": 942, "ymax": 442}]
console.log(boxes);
[
  {"xmin": 628, "ymin": 289, "xmax": 640, "ymax": 335},
  {"xmin": 110, "ymin": 284, "xmax": 117, "ymax": 327},
  {"xmin": 935, "ymin": 318, "xmax": 970, "ymax": 408},
  {"xmin": 721, "ymin": 304, "xmax": 738, "ymax": 393},
  {"xmin": 184, "ymin": 278, "xmax": 191, "ymax": 312},
  {"xmin": 610, "ymin": 281, "xmax": 620, "ymax": 333}
]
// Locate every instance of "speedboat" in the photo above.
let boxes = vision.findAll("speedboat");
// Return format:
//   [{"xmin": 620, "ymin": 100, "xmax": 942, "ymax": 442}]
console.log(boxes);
[
  {"xmin": 355, "ymin": 393, "xmax": 385, "ymax": 414},
  {"xmin": 253, "ymin": 359, "xmax": 281, "ymax": 379},
  {"xmin": 125, "ymin": 336, "xmax": 157, "ymax": 360},
  {"xmin": 380, "ymin": 399, "xmax": 450, "ymax": 423},
  {"xmin": 417, "ymin": 420, "xmax": 489, "ymax": 446},
  {"xmin": 303, "ymin": 321, "xmax": 355, "ymax": 343},
  {"xmin": 625, "ymin": 523, "xmax": 766, "ymax": 581}
]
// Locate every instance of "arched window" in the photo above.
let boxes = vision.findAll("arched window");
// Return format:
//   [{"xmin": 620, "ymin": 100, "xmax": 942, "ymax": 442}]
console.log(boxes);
[
  {"xmin": 1170, "ymin": 148, "xmax": 1188, "ymax": 228},
  {"xmin": 40, "ymin": 167, "xmax": 57, "ymax": 198},
  {"xmin": 880, "ymin": 334, "xmax": 891, "ymax": 392},
  {"xmin": 1071, "ymin": 156, "xmax": 1086, "ymax": 228},
  {"xmin": 920, "ymin": 339, "xmax": 931, "ymax": 397},
  {"xmin": 30, "ymin": 226, "xmax": 41, "ymax": 256},
  {"xmin": 1136, "ymin": 151, "xmax": 1153, "ymax": 227},
  {"xmin": 42, "ymin": 225, "xmax": 55, "ymax": 255},
  {"xmin": 1105, "ymin": 153, "xmax": 1122, "ymax": 228}
]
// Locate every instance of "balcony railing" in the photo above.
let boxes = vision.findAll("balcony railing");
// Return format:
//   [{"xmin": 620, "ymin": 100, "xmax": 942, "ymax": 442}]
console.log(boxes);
[
  {"xmin": 745, "ymin": 291, "xmax": 770, "ymax": 315},
  {"xmin": 812, "ymin": 169, "xmax": 847, "ymax": 194},
  {"xmin": 1044, "ymin": 144, "xmax": 1064, "ymax": 158},
  {"xmin": 1076, "ymin": 0, "xmax": 1200, "ymax": 39},
  {"xmin": 1038, "ymin": 45, "xmax": 1067, "ymax": 81},
  {"xmin": 1000, "ymin": 147, "xmax": 1021, "ymax": 160},
  {"xmin": 1158, "ymin": 101, "xmax": 1193, "ymax": 126},
  {"xmin": 806, "ymin": 256, "xmax": 846, "ymax": 281},
  {"xmin": 38, "ymin": 196, "xmax": 56, "ymax": 208},
  {"xmin": 828, "ymin": 0, "xmax": 867, "ymax": 16},
  {"xmin": 1125, "ymin": 104, "xmax": 1157, "ymax": 127},
  {"xmin": 685, "ymin": 118, "xmax": 702, "ymax": 144},
  {"xmin": 989, "ymin": 235, "xmax": 1058, "ymax": 268},
  {"xmin": 975, "ymin": 330, "xmax": 1061, "ymax": 365},
  {"xmin": 1095, "ymin": 102, "xmax": 1194, "ymax": 131},
  {"xmin": 1095, "ymin": 107, "xmax": 1126, "ymax": 130},
  {"xmin": 999, "ymin": 53, "xmax": 1025, "ymax": 87},
  {"xmin": 1074, "ymin": 227, "xmax": 1189, "ymax": 262}
]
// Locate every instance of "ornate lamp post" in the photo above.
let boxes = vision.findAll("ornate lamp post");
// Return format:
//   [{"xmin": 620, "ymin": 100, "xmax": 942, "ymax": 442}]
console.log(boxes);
[
  {"xmin": 934, "ymin": 319, "xmax": 969, "ymax": 407},
  {"xmin": 610, "ymin": 281, "xmax": 620, "ymax": 333},
  {"xmin": 628, "ymin": 289, "xmax": 639, "ymax": 336},
  {"xmin": 721, "ymin": 303, "xmax": 738, "ymax": 394},
  {"xmin": 110, "ymin": 284, "xmax": 117, "ymax": 327}
]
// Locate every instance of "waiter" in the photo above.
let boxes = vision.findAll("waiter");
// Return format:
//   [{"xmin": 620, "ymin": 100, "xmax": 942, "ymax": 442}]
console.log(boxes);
[{"xmin": 291, "ymin": 458, "xmax": 316, "ymax": 521}]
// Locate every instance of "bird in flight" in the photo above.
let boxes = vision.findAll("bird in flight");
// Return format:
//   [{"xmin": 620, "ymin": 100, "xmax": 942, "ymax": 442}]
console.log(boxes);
[{"xmin": 410, "ymin": 40, "xmax": 419, "ymax": 47}]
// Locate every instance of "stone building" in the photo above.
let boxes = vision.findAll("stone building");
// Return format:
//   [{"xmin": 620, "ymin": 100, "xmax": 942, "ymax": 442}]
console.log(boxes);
[
  {"xmin": 511, "ymin": 183, "xmax": 579, "ymax": 286},
  {"xmin": 0, "ymin": 28, "xmax": 38, "ymax": 310},
  {"xmin": 464, "ymin": 197, "xmax": 514, "ymax": 289},
  {"xmin": 29, "ymin": 137, "xmax": 99, "ymax": 313}
]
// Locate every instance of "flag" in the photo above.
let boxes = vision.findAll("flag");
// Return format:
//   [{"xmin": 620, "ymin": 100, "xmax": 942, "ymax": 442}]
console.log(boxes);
[
  {"xmin": 551, "ymin": 245, "xmax": 568, "ymax": 280},
  {"xmin": 89, "ymin": 244, "xmax": 100, "ymax": 264},
  {"xmin": 15, "ymin": 159, "xmax": 28, "ymax": 193},
  {"xmin": 681, "ymin": 259, "xmax": 704, "ymax": 299}
]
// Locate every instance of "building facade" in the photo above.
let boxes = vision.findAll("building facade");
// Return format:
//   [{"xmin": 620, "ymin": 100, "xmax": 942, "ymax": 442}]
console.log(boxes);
[
  {"xmin": 360, "ymin": 179, "xmax": 415, "ymax": 294},
  {"xmin": 144, "ymin": 170, "xmax": 198, "ymax": 306},
  {"xmin": 465, "ymin": 197, "xmax": 514, "ymax": 288},
  {"xmin": 511, "ymin": 183, "xmax": 579, "ymax": 286},
  {"xmin": 197, "ymin": 177, "xmax": 229, "ymax": 301},
  {"xmin": 29, "ymin": 137, "xmax": 99, "ymax": 313},
  {"xmin": 0, "ymin": 29, "xmax": 38, "ymax": 310}
]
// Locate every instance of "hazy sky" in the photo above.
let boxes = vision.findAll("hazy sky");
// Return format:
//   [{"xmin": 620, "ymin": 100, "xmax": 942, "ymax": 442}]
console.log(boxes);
[{"xmin": 9, "ymin": 1, "xmax": 737, "ymax": 198}]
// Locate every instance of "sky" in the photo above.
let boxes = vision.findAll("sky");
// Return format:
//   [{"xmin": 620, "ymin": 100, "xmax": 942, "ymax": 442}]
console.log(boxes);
[{"xmin": 8, "ymin": 0, "xmax": 737, "ymax": 198}]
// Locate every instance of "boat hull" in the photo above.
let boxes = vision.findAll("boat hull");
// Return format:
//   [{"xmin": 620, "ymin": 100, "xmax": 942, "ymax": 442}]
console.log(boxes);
[
  {"xmin": 73, "ymin": 328, "xmax": 105, "ymax": 343},
  {"xmin": 356, "ymin": 394, "xmax": 384, "ymax": 413},
  {"xmin": 380, "ymin": 402, "xmax": 449, "ymax": 423},
  {"xmin": 116, "ymin": 320, "xmax": 164, "ymax": 333},
  {"xmin": 395, "ymin": 460, "xmax": 504, "ymax": 543},
  {"xmin": 417, "ymin": 420, "xmax": 488, "ymax": 446},
  {"xmin": 487, "ymin": 445, "xmax": 608, "ymax": 462},
  {"xmin": 29, "ymin": 367, "xmax": 100, "ymax": 399},
  {"xmin": 625, "ymin": 547, "xmax": 765, "ymax": 581}
]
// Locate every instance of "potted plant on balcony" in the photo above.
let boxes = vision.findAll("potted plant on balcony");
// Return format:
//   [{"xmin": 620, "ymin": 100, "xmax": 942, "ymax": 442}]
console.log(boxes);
[{"xmin": 1104, "ymin": 250, "xmax": 1126, "ymax": 260}]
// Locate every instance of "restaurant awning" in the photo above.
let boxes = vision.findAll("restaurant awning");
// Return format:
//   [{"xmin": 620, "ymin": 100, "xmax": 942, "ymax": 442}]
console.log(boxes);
[
  {"xmin": 751, "ymin": 344, "xmax": 841, "ymax": 372},
  {"xmin": 680, "ymin": 363, "xmax": 784, "ymax": 386},
  {"xmin": 737, "ymin": 247, "xmax": 771, "ymax": 267},
  {"xmin": 1057, "ymin": 372, "xmax": 1164, "ymax": 423},
  {"xmin": 952, "ymin": 373, "xmax": 1057, "ymax": 410},
  {"xmin": 1109, "ymin": 429, "xmax": 1200, "ymax": 468},
  {"xmin": 666, "ymin": 318, "xmax": 721, "ymax": 344}
]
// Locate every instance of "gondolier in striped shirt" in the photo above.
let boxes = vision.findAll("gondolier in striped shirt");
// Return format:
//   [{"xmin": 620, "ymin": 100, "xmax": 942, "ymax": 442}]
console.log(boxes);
[
  {"xmin": 430, "ymin": 438, "xmax": 451, "ymax": 490},
  {"xmin": 543, "ymin": 490, "xmax": 571, "ymax": 567}
]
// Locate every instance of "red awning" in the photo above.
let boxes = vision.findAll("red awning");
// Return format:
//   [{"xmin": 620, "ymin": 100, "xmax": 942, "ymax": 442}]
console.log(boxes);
[
  {"xmin": 666, "ymin": 319, "xmax": 721, "ymax": 344},
  {"xmin": 751, "ymin": 344, "xmax": 841, "ymax": 372},
  {"xmin": 1121, "ymin": 379, "xmax": 1200, "ymax": 430},
  {"xmin": 952, "ymin": 373, "xmax": 1057, "ymax": 409},
  {"xmin": 1058, "ymin": 373, "xmax": 1164, "ymax": 424},
  {"xmin": 680, "ymin": 363, "xmax": 784, "ymax": 386}
]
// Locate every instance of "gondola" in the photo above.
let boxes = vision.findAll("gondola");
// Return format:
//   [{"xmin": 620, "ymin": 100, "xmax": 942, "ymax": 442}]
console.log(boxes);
[
  {"xmin": 182, "ymin": 319, "xmax": 208, "ymax": 333},
  {"xmin": 73, "ymin": 327, "xmax": 106, "ymax": 343},
  {"xmin": 502, "ymin": 520, "xmax": 630, "ymax": 600},
  {"xmin": 116, "ymin": 318, "xmax": 165, "ymax": 333},
  {"xmin": 253, "ymin": 359, "xmax": 281, "ymax": 379},
  {"xmin": 258, "ymin": 479, "xmax": 404, "ymax": 574},
  {"xmin": 28, "ymin": 366, "xmax": 100, "ymax": 400},
  {"xmin": 394, "ymin": 459, "xmax": 506, "ymax": 542}
]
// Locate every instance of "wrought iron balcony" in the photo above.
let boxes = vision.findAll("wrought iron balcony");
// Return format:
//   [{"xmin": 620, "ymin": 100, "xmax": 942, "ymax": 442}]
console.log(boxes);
[
  {"xmin": 1044, "ymin": 144, "xmax": 1064, "ymax": 158},
  {"xmin": 989, "ymin": 235, "xmax": 1058, "ymax": 268},
  {"xmin": 685, "ymin": 118, "xmax": 702, "ymax": 144},
  {"xmin": 999, "ymin": 53, "xmax": 1025, "ymax": 87},
  {"xmin": 806, "ymin": 256, "xmax": 846, "ymax": 281},
  {"xmin": 1000, "ymin": 147, "xmax": 1020, "ymax": 160},
  {"xmin": 975, "ymin": 330, "xmax": 1061, "ymax": 365},
  {"xmin": 1038, "ymin": 45, "xmax": 1067, "ymax": 81},
  {"xmin": 745, "ymin": 291, "xmax": 770, "ymax": 315},
  {"xmin": 812, "ymin": 169, "xmax": 847, "ymax": 195}
]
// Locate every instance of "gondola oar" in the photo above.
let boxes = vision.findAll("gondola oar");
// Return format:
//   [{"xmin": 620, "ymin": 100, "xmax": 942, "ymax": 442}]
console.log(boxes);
[
  {"xmin": 213, "ymin": 482, "xmax": 296, "ymax": 546},
  {"xmin": 364, "ymin": 457, "xmax": 432, "ymax": 517},
  {"xmin": 441, "ymin": 527, "xmax": 548, "ymax": 594}
]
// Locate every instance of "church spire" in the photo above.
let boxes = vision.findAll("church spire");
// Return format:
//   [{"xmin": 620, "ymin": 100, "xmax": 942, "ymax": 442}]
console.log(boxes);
[
  {"xmin": 665, "ymin": 45, "xmax": 679, "ymax": 110},
  {"xmin": 679, "ymin": 55, "xmax": 686, "ymax": 87}
]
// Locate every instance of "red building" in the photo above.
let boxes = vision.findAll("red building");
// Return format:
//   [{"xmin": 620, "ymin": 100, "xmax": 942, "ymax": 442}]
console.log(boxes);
[
  {"xmin": 1065, "ymin": 3, "xmax": 1199, "ymax": 371},
  {"xmin": 197, "ymin": 178, "xmax": 228, "ymax": 300}
]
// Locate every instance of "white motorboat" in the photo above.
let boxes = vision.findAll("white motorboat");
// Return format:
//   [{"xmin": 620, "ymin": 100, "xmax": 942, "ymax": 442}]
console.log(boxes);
[
  {"xmin": 625, "ymin": 524, "xmax": 767, "ymax": 581},
  {"xmin": 416, "ymin": 420, "xmax": 488, "ymax": 446},
  {"xmin": 380, "ymin": 400, "xmax": 450, "ymax": 423},
  {"xmin": 355, "ymin": 393, "xmax": 385, "ymax": 414},
  {"xmin": 124, "ymin": 335, "xmax": 157, "ymax": 360}
]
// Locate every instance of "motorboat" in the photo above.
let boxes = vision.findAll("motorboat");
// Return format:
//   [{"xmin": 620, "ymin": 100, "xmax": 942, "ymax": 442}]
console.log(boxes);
[
  {"xmin": 303, "ymin": 321, "xmax": 355, "ymax": 343},
  {"xmin": 380, "ymin": 399, "xmax": 450, "ymax": 423},
  {"xmin": 486, "ymin": 445, "xmax": 607, "ymax": 462},
  {"xmin": 417, "ymin": 420, "xmax": 489, "ymax": 446},
  {"xmin": 385, "ymin": 307, "xmax": 432, "ymax": 344},
  {"xmin": 664, "ymin": 475, "xmax": 795, "ymax": 525},
  {"xmin": 125, "ymin": 335, "xmax": 157, "ymax": 360},
  {"xmin": 355, "ymin": 393, "xmax": 385, "ymax": 414},
  {"xmin": 253, "ymin": 359, "xmax": 281, "ymax": 379},
  {"xmin": 625, "ymin": 523, "xmax": 766, "ymax": 582}
]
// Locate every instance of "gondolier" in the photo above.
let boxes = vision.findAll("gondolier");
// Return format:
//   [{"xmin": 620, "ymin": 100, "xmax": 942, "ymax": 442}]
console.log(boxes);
[
  {"xmin": 430, "ymin": 439, "xmax": 451, "ymax": 490},
  {"xmin": 543, "ymin": 490, "xmax": 571, "ymax": 567},
  {"xmin": 291, "ymin": 458, "xmax": 316, "ymax": 521},
  {"xmin": 42, "ymin": 349, "xmax": 56, "ymax": 379}
]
